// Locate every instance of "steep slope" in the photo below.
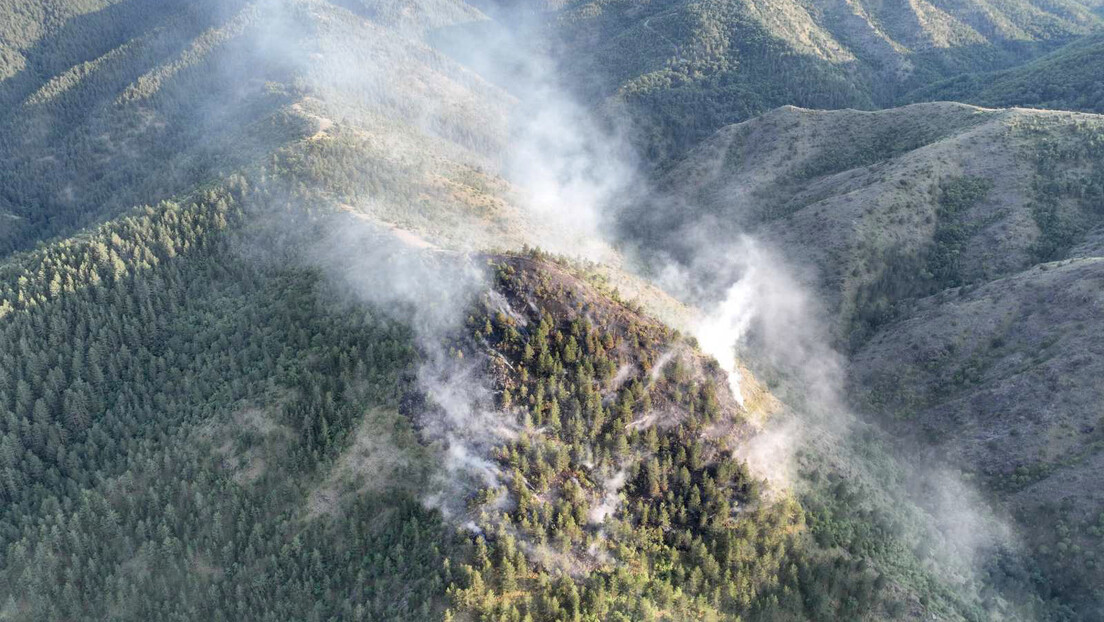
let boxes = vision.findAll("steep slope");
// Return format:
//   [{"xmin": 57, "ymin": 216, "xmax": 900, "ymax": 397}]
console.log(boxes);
[
  {"xmin": 551, "ymin": 0, "xmax": 1103, "ymax": 161},
  {"xmin": 0, "ymin": 188, "xmax": 453, "ymax": 620},
  {"xmin": 637, "ymin": 103, "xmax": 1104, "ymax": 339},
  {"xmin": 0, "ymin": 0, "xmax": 516, "ymax": 256},
  {"xmin": 909, "ymin": 32, "xmax": 1104, "ymax": 113},
  {"xmin": 0, "ymin": 0, "xmax": 281, "ymax": 251},
  {"xmin": 0, "ymin": 0, "xmax": 144, "ymax": 81},
  {"xmin": 444, "ymin": 253, "xmax": 842, "ymax": 620},
  {"xmin": 625, "ymin": 102, "xmax": 1104, "ymax": 616},
  {"xmin": 851, "ymin": 256, "xmax": 1104, "ymax": 610}
]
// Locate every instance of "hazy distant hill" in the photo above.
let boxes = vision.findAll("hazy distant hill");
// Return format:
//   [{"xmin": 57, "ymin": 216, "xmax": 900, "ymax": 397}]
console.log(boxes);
[
  {"xmin": 0, "ymin": 0, "xmax": 513, "ymax": 255},
  {"xmin": 552, "ymin": 0, "xmax": 1102, "ymax": 160},
  {"xmin": 910, "ymin": 32, "xmax": 1104, "ymax": 113}
]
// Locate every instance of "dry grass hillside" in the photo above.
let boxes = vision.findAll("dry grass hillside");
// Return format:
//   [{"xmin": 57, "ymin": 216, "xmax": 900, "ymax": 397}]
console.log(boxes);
[
  {"xmin": 552, "ymin": 0, "xmax": 1103, "ymax": 160},
  {"xmin": 850, "ymin": 255, "xmax": 1104, "ymax": 605},
  {"xmin": 632, "ymin": 101, "xmax": 1104, "ymax": 612},
  {"xmin": 649, "ymin": 103, "xmax": 1104, "ymax": 340}
]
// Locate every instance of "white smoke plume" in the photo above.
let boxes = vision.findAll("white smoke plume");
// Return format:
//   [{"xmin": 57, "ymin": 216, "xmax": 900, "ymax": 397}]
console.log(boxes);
[
  {"xmin": 633, "ymin": 189, "xmax": 1019, "ymax": 611},
  {"xmin": 431, "ymin": 6, "xmax": 639, "ymax": 261},
  {"xmin": 303, "ymin": 217, "xmax": 516, "ymax": 520},
  {"xmin": 689, "ymin": 265, "xmax": 756, "ymax": 406},
  {"xmin": 223, "ymin": 0, "xmax": 644, "ymax": 532},
  {"xmin": 588, "ymin": 467, "xmax": 628, "ymax": 525},
  {"xmin": 505, "ymin": 78, "xmax": 635, "ymax": 262}
]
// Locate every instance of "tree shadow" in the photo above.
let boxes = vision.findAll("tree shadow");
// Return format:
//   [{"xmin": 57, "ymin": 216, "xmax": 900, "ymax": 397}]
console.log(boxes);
[
  {"xmin": 0, "ymin": 0, "xmax": 192, "ymax": 116},
  {"xmin": 0, "ymin": 0, "xmax": 291, "ymax": 257}
]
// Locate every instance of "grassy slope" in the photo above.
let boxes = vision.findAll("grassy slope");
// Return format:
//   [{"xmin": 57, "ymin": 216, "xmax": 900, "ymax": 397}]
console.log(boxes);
[{"xmin": 550, "ymin": 0, "xmax": 1102, "ymax": 162}]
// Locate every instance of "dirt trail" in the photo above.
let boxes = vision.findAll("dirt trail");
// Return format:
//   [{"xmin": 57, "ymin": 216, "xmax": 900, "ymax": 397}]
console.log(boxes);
[{"xmin": 337, "ymin": 203, "xmax": 441, "ymax": 251}]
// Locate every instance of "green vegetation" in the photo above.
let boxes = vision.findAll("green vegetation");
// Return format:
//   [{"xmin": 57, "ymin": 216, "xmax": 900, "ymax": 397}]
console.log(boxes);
[
  {"xmin": 847, "ymin": 175, "xmax": 994, "ymax": 346},
  {"xmin": 0, "ymin": 0, "xmax": 303, "ymax": 255},
  {"xmin": 910, "ymin": 33, "xmax": 1104, "ymax": 115},
  {"xmin": 927, "ymin": 176, "xmax": 996, "ymax": 288},
  {"xmin": 0, "ymin": 205, "xmax": 957, "ymax": 619},
  {"xmin": 1023, "ymin": 118, "xmax": 1104, "ymax": 260},
  {"xmin": 556, "ymin": 0, "xmax": 873, "ymax": 162},
  {"xmin": 0, "ymin": 184, "xmax": 921, "ymax": 620},
  {"xmin": 552, "ymin": 0, "xmax": 1101, "ymax": 163},
  {"xmin": 0, "ymin": 181, "xmax": 463, "ymax": 620},
  {"xmin": 440, "ymin": 252, "xmax": 914, "ymax": 620}
]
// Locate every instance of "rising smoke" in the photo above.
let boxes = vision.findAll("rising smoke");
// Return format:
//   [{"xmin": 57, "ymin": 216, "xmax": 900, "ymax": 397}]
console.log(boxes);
[
  {"xmin": 431, "ymin": 3, "xmax": 639, "ymax": 261},
  {"xmin": 626, "ymin": 172, "xmax": 1022, "ymax": 610},
  {"xmin": 302, "ymin": 217, "xmax": 519, "ymax": 521},
  {"xmin": 244, "ymin": 0, "xmax": 1023, "ymax": 610},
  {"xmin": 258, "ymin": 0, "xmax": 641, "ymax": 527}
]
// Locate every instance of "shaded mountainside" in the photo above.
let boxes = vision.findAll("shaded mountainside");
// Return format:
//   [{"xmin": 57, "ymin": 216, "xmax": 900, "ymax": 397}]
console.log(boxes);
[
  {"xmin": 0, "ymin": 0, "xmax": 291, "ymax": 251},
  {"xmin": 551, "ymin": 0, "xmax": 1103, "ymax": 161},
  {"xmin": 0, "ymin": 187, "xmax": 453, "ymax": 620},
  {"xmin": 910, "ymin": 32, "xmax": 1104, "ymax": 114},
  {"xmin": 3, "ymin": 0, "xmax": 1104, "ymax": 619}
]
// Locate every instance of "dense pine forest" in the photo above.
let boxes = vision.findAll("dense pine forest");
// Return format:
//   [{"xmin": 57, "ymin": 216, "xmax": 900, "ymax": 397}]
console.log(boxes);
[{"xmin": 2, "ymin": 0, "xmax": 1104, "ymax": 620}]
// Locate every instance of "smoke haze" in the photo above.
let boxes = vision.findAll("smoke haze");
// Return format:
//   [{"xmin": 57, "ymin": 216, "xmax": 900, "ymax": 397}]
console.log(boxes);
[{"xmin": 238, "ymin": 0, "xmax": 1028, "ymax": 611}]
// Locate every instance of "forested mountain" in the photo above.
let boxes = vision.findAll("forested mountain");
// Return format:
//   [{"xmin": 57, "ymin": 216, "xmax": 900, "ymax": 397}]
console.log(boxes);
[
  {"xmin": 0, "ymin": 186, "xmax": 449, "ymax": 620},
  {"xmin": 622, "ymin": 101, "xmax": 1104, "ymax": 615},
  {"xmin": 550, "ymin": 0, "xmax": 1104, "ymax": 160},
  {"xmin": 910, "ymin": 32, "xmax": 1104, "ymax": 113},
  {"xmin": 2, "ymin": 0, "xmax": 1104, "ymax": 620}
]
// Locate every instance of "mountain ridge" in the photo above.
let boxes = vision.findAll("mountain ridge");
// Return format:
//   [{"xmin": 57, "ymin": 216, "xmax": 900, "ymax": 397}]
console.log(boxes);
[
  {"xmin": 621, "ymin": 99, "xmax": 1104, "ymax": 614},
  {"xmin": 2, "ymin": 0, "xmax": 1104, "ymax": 618}
]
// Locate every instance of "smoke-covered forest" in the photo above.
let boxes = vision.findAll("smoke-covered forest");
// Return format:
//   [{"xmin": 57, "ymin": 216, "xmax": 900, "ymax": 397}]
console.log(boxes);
[{"xmin": 1, "ymin": 1, "xmax": 1103, "ymax": 620}]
